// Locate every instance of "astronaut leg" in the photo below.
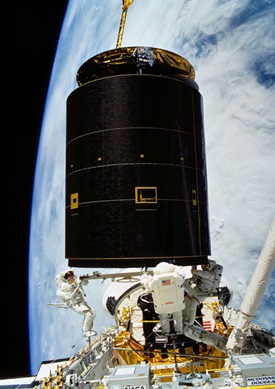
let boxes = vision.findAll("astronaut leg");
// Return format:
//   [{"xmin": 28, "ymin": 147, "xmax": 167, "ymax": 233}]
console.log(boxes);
[
  {"xmin": 183, "ymin": 323, "xmax": 227, "ymax": 352},
  {"xmin": 159, "ymin": 314, "xmax": 170, "ymax": 335},
  {"xmin": 188, "ymin": 298, "xmax": 198, "ymax": 325},
  {"xmin": 173, "ymin": 311, "xmax": 183, "ymax": 334},
  {"xmin": 69, "ymin": 302, "xmax": 96, "ymax": 336},
  {"xmin": 82, "ymin": 310, "xmax": 95, "ymax": 336},
  {"xmin": 182, "ymin": 295, "xmax": 191, "ymax": 323},
  {"xmin": 182, "ymin": 295, "xmax": 199, "ymax": 326}
]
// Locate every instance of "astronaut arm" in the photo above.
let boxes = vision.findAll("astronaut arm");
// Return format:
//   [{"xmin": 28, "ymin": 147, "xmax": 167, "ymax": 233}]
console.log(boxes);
[
  {"xmin": 191, "ymin": 268, "xmax": 213, "ymax": 280},
  {"xmin": 56, "ymin": 288, "xmax": 71, "ymax": 301},
  {"xmin": 182, "ymin": 279, "xmax": 199, "ymax": 298},
  {"xmin": 140, "ymin": 273, "xmax": 152, "ymax": 291}
]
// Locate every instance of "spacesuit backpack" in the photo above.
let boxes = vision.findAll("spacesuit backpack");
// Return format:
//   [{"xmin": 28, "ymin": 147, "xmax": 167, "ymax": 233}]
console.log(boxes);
[{"xmin": 150, "ymin": 262, "xmax": 185, "ymax": 314}]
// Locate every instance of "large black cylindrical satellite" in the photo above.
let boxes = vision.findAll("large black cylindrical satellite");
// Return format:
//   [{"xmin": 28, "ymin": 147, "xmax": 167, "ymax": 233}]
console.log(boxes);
[{"xmin": 66, "ymin": 46, "xmax": 210, "ymax": 267}]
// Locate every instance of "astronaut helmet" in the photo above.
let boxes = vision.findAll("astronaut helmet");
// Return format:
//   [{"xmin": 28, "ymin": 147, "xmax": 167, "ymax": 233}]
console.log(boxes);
[
  {"xmin": 64, "ymin": 269, "xmax": 76, "ymax": 281},
  {"xmin": 153, "ymin": 261, "xmax": 175, "ymax": 275}
]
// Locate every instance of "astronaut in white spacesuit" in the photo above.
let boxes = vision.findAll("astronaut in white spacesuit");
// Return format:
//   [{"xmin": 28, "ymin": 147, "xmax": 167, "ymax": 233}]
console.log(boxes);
[
  {"xmin": 56, "ymin": 269, "xmax": 96, "ymax": 337},
  {"xmin": 182, "ymin": 259, "xmax": 221, "ymax": 326},
  {"xmin": 181, "ymin": 259, "xmax": 227, "ymax": 352},
  {"xmin": 141, "ymin": 262, "xmax": 185, "ymax": 335}
]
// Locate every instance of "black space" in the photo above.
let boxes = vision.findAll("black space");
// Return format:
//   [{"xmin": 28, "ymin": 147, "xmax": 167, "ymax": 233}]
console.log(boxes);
[{"xmin": 2, "ymin": 1, "xmax": 69, "ymax": 379}]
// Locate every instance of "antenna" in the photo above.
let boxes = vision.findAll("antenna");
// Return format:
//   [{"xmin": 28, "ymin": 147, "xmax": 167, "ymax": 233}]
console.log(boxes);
[{"xmin": 116, "ymin": 0, "xmax": 134, "ymax": 48}]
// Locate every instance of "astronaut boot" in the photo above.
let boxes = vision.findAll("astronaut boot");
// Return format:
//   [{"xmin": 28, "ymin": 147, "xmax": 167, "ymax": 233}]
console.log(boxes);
[
  {"xmin": 83, "ymin": 311, "xmax": 96, "ymax": 337},
  {"xmin": 84, "ymin": 330, "xmax": 97, "ymax": 338},
  {"xmin": 173, "ymin": 311, "xmax": 183, "ymax": 335}
]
